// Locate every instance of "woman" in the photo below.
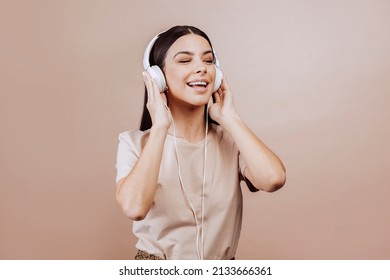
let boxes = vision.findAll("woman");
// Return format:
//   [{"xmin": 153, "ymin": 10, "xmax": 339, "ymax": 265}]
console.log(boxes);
[{"xmin": 115, "ymin": 25, "xmax": 286, "ymax": 260}]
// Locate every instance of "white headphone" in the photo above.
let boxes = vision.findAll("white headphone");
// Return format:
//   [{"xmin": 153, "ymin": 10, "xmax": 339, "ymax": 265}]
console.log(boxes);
[
  {"xmin": 144, "ymin": 30, "xmax": 218, "ymax": 259},
  {"xmin": 143, "ymin": 30, "xmax": 223, "ymax": 93},
  {"xmin": 167, "ymin": 101, "xmax": 210, "ymax": 260}
]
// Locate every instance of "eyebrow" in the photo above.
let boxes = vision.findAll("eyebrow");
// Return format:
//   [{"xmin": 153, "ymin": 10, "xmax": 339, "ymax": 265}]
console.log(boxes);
[{"xmin": 173, "ymin": 50, "xmax": 213, "ymax": 59}]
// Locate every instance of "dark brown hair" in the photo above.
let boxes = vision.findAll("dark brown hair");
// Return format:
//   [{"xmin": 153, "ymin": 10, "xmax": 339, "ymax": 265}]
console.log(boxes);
[{"xmin": 140, "ymin": 25, "xmax": 216, "ymax": 131}]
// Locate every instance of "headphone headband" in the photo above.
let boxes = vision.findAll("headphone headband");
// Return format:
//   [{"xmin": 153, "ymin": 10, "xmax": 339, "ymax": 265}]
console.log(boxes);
[
  {"xmin": 143, "ymin": 30, "xmax": 222, "ymax": 92},
  {"xmin": 143, "ymin": 31, "xmax": 165, "ymax": 70}
]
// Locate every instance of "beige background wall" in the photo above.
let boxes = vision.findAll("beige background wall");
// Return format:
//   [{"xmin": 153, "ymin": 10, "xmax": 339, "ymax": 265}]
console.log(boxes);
[{"xmin": 1, "ymin": 0, "xmax": 389, "ymax": 259}]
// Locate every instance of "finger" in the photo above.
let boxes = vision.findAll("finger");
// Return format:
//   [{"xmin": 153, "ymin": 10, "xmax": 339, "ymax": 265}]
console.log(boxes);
[
  {"xmin": 217, "ymin": 86, "xmax": 223, "ymax": 96},
  {"xmin": 213, "ymin": 91, "xmax": 222, "ymax": 103},
  {"xmin": 144, "ymin": 71, "xmax": 162, "ymax": 100},
  {"xmin": 217, "ymin": 86, "xmax": 226, "ymax": 103},
  {"xmin": 221, "ymin": 77, "xmax": 230, "ymax": 92},
  {"xmin": 160, "ymin": 92, "xmax": 169, "ymax": 110},
  {"xmin": 143, "ymin": 71, "xmax": 154, "ymax": 103},
  {"xmin": 150, "ymin": 76, "xmax": 161, "ymax": 98},
  {"xmin": 220, "ymin": 78, "xmax": 234, "ymax": 104}
]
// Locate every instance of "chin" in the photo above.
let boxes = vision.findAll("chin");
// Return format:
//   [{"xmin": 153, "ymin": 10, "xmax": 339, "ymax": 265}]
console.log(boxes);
[
  {"xmin": 169, "ymin": 88, "xmax": 212, "ymax": 107},
  {"xmin": 190, "ymin": 94, "xmax": 212, "ymax": 107}
]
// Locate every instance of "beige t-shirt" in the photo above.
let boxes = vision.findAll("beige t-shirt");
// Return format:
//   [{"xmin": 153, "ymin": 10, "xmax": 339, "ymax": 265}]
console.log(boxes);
[{"xmin": 116, "ymin": 124, "xmax": 255, "ymax": 260}]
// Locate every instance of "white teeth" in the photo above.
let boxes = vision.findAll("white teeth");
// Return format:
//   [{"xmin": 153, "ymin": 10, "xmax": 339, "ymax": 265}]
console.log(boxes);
[{"xmin": 188, "ymin": 81, "xmax": 207, "ymax": 86}]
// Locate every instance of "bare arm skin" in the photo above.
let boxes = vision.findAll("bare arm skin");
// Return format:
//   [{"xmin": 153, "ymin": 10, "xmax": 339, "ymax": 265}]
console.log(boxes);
[
  {"xmin": 209, "ymin": 78, "xmax": 286, "ymax": 192},
  {"xmin": 116, "ymin": 72, "xmax": 170, "ymax": 220}
]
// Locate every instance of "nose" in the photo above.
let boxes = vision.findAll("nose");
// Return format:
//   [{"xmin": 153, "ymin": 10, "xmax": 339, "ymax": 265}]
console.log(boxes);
[{"xmin": 194, "ymin": 59, "xmax": 207, "ymax": 74}]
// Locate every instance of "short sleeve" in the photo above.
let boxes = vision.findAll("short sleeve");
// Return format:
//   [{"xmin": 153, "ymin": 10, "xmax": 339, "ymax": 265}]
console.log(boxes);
[
  {"xmin": 115, "ymin": 130, "xmax": 144, "ymax": 184},
  {"xmin": 238, "ymin": 152, "xmax": 259, "ymax": 192}
]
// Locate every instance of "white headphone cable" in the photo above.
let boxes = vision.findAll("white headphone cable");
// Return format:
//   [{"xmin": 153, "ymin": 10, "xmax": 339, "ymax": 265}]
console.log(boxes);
[
  {"xmin": 164, "ymin": 102, "xmax": 208, "ymax": 260},
  {"xmin": 200, "ymin": 100, "xmax": 210, "ymax": 260}
]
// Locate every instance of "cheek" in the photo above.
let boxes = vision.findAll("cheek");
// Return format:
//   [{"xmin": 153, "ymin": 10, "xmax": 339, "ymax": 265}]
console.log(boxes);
[
  {"xmin": 164, "ymin": 68, "xmax": 186, "ymax": 89},
  {"xmin": 210, "ymin": 67, "xmax": 216, "ymax": 83}
]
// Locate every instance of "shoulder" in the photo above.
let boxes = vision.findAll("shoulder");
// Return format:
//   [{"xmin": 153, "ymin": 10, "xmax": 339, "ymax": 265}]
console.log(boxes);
[
  {"xmin": 210, "ymin": 124, "xmax": 235, "ymax": 146},
  {"xmin": 209, "ymin": 124, "xmax": 238, "ymax": 155},
  {"xmin": 118, "ymin": 129, "xmax": 147, "ymax": 141},
  {"xmin": 118, "ymin": 129, "xmax": 150, "ymax": 150}
]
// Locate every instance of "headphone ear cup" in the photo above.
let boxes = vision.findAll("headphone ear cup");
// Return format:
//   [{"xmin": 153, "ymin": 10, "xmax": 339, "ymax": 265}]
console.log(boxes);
[
  {"xmin": 213, "ymin": 66, "xmax": 223, "ymax": 92},
  {"xmin": 147, "ymin": 65, "xmax": 166, "ymax": 92}
]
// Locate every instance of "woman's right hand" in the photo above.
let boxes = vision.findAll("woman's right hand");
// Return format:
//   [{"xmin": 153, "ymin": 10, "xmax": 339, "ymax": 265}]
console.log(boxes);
[
  {"xmin": 142, "ymin": 71, "xmax": 171, "ymax": 130},
  {"xmin": 117, "ymin": 73, "xmax": 171, "ymax": 220}
]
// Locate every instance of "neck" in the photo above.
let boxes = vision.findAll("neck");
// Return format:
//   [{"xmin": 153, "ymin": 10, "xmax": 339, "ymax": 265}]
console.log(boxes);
[{"xmin": 168, "ymin": 104, "xmax": 207, "ymax": 144}]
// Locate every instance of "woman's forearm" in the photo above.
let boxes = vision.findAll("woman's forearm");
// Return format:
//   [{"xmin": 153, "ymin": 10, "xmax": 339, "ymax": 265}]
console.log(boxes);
[
  {"xmin": 116, "ymin": 125, "xmax": 168, "ymax": 220},
  {"xmin": 224, "ymin": 114, "xmax": 286, "ymax": 192}
]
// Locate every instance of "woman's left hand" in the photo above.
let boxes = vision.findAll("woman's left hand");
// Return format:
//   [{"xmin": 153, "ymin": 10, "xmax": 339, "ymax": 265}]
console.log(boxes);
[
  {"xmin": 208, "ymin": 78, "xmax": 241, "ymax": 128},
  {"xmin": 210, "ymin": 77, "xmax": 286, "ymax": 192}
]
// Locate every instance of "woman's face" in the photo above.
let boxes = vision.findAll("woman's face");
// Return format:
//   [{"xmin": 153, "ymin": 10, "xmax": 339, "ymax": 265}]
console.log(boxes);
[{"xmin": 163, "ymin": 34, "xmax": 216, "ymax": 108}]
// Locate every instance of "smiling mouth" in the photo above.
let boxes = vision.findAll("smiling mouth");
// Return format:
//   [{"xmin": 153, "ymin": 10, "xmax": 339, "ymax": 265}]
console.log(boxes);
[{"xmin": 187, "ymin": 81, "xmax": 209, "ymax": 88}]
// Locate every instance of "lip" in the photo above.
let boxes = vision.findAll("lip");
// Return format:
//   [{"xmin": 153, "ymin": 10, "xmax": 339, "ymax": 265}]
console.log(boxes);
[
  {"xmin": 186, "ymin": 79, "xmax": 210, "ymax": 93},
  {"xmin": 186, "ymin": 78, "xmax": 210, "ymax": 93},
  {"xmin": 187, "ymin": 84, "xmax": 208, "ymax": 93},
  {"xmin": 187, "ymin": 78, "xmax": 210, "ymax": 84}
]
